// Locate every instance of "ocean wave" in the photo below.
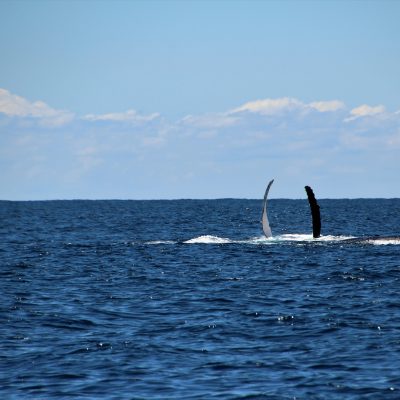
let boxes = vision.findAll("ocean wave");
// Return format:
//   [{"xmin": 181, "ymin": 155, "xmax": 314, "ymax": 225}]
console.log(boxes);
[
  {"xmin": 143, "ymin": 234, "xmax": 399, "ymax": 246},
  {"xmin": 367, "ymin": 238, "xmax": 400, "ymax": 245},
  {"xmin": 144, "ymin": 240, "xmax": 177, "ymax": 245},
  {"xmin": 183, "ymin": 234, "xmax": 357, "ymax": 244},
  {"xmin": 277, "ymin": 234, "xmax": 356, "ymax": 242},
  {"xmin": 183, "ymin": 235, "xmax": 232, "ymax": 244}
]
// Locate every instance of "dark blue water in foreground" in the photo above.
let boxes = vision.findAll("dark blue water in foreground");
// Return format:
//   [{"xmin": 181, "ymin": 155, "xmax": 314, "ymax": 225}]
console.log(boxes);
[{"xmin": 1, "ymin": 199, "xmax": 400, "ymax": 399}]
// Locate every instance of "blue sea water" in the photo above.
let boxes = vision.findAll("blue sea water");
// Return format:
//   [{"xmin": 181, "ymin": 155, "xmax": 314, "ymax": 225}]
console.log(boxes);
[{"xmin": 1, "ymin": 198, "xmax": 399, "ymax": 399}]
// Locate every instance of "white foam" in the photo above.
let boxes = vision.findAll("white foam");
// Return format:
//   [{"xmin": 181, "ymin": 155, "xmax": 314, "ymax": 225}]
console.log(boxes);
[
  {"xmin": 144, "ymin": 234, "xmax": 399, "ymax": 246},
  {"xmin": 368, "ymin": 238, "xmax": 400, "ymax": 246},
  {"xmin": 318, "ymin": 235, "xmax": 356, "ymax": 241},
  {"xmin": 182, "ymin": 234, "xmax": 355, "ymax": 245},
  {"xmin": 184, "ymin": 235, "xmax": 232, "ymax": 244},
  {"xmin": 278, "ymin": 234, "xmax": 314, "ymax": 241},
  {"xmin": 265, "ymin": 234, "xmax": 356, "ymax": 242},
  {"xmin": 245, "ymin": 236, "xmax": 274, "ymax": 245},
  {"xmin": 145, "ymin": 240, "xmax": 176, "ymax": 245}
]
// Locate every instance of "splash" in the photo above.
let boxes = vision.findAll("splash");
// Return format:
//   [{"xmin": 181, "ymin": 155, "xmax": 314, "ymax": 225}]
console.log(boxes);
[
  {"xmin": 142, "ymin": 234, "xmax": 399, "ymax": 246},
  {"xmin": 183, "ymin": 234, "xmax": 356, "ymax": 244},
  {"xmin": 184, "ymin": 235, "xmax": 232, "ymax": 244},
  {"xmin": 367, "ymin": 238, "xmax": 400, "ymax": 246},
  {"xmin": 277, "ymin": 234, "xmax": 356, "ymax": 242}
]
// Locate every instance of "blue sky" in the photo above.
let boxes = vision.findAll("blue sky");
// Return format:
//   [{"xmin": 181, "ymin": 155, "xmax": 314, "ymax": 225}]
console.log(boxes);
[{"xmin": 1, "ymin": 0, "xmax": 399, "ymax": 199}]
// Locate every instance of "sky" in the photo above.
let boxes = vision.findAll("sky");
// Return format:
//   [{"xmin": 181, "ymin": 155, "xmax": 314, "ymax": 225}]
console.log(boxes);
[{"xmin": 0, "ymin": 0, "xmax": 399, "ymax": 200}]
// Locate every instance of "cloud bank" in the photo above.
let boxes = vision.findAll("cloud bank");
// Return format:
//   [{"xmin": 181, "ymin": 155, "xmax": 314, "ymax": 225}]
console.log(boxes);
[
  {"xmin": 1, "ymin": 88, "xmax": 399, "ymax": 199},
  {"xmin": 345, "ymin": 104, "xmax": 386, "ymax": 121},
  {"xmin": 0, "ymin": 88, "xmax": 74, "ymax": 127},
  {"xmin": 83, "ymin": 109, "xmax": 160, "ymax": 123},
  {"xmin": 229, "ymin": 98, "xmax": 345, "ymax": 115}
]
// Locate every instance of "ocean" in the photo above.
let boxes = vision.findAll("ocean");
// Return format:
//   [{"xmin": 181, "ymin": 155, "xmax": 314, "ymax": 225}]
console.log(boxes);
[{"xmin": 1, "ymin": 198, "xmax": 399, "ymax": 399}]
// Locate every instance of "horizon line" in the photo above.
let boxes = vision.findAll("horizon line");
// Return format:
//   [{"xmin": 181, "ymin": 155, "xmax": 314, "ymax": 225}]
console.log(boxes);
[{"xmin": 1, "ymin": 197, "xmax": 399, "ymax": 202}]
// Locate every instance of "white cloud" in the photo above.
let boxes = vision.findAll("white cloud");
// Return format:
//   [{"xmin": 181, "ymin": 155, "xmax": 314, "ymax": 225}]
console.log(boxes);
[
  {"xmin": 229, "ymin": 97, "xmax": 345, "ymax": 115},
  {"xmin": 180, "ymin": 113, "xmax": 238, "ymax": 128},
  {"xmin": 308, "ymin": 100, "xmax": 345, "ymax": 112},
  {"xmin": 2, "ymin": 93, "xmax": 400, "ymax": 199},
  {"xmin": 0, "ymin": 88, "xmax": 74, "ymax": 127},
  {"xmin": 230, "ymin": 97, "xmax": 303, "ymax": 115},
  {"xmin": 83, "ymin": 109, "xmax": 160, "ymax": 123},
  {"xmin": 345, "ymin": 104, "xmax": 386, "ymax": 121}
]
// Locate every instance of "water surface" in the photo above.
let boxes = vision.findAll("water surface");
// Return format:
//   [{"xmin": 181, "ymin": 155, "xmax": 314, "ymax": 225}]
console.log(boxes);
[{"xmin": 1, "ymin": 199, "xmax": 399, "ymax": 399}]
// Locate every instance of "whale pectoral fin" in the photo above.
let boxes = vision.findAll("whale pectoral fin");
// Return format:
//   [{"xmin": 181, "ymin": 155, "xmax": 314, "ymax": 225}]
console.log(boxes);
[
  {"xmin": 261, "ymin": 179, "xmax": 274, "ymax": 238},
  {"xmin": 305, "ymin": 185, "xmax": 321, "ymax": 238}
]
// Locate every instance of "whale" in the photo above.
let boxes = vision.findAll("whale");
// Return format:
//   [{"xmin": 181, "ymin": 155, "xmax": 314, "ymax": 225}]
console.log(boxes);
[
  {"xmin": 260, "ymin": 180, "xmax": 398, "ymax": 243},
  {"xmin": 305, "ymin": 185, "xmax": 321, "ymax": 238},
  {"xmin": 261, "ymin": 179, "xmax": 274, "ymax": 238},
  {"xmin": 261, "ymin": 181, "xmax": 323, "ymax": 239},
  {"xmin": 303, "ymin": 185, "xmax": 399, "ymax": 243}
]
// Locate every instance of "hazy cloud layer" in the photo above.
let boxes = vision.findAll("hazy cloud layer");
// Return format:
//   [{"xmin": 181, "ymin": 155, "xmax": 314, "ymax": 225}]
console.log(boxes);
[
  {"xmin": 229, "ymin": 98, "xmax": 345, "ymax": 116},
  {"xmin": 1, "ymin": 89, "xmax": 399, "ymax": 199},
  {"xmin": 83, "ymin": 109, "xmax": 160, "ymax": 123},
  {"xmin": 0, "ymin": 88, "xmax": 74, "ymax": 127}
]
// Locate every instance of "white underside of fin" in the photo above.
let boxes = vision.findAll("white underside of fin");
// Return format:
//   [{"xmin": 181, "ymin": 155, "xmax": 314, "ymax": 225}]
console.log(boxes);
[{"xmin": 261, "ymin": 179, "xmax": 274, "ymax": 238}]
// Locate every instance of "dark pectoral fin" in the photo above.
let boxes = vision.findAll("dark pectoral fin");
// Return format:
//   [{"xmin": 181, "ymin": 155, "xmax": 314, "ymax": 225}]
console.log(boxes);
[{"xmin": 305, "ymin": 186, "xmax": 321, "ymax": 238}]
